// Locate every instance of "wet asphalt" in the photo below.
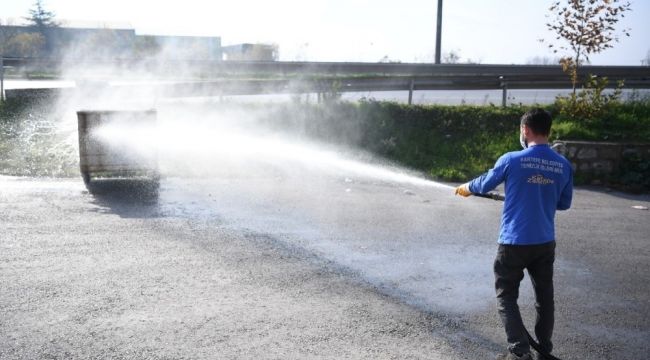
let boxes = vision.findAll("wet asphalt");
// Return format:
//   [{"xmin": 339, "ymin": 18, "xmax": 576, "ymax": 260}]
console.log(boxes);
[{"xmin": 1, "ymin": 174, "xmax": 648, "ymax": 359}]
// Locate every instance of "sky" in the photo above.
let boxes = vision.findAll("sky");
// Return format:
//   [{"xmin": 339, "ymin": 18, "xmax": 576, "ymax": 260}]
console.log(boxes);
[{"xmin": 2, "ymin": 0, "xmax": 649, "ymax": 65}]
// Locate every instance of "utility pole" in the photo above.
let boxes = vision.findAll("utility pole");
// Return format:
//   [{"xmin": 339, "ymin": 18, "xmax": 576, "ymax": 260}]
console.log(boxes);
[
  {"xmin": 435, "ymin": 0, "xmax": 443, "ymax": 64},
  {"xmin": 0, "ymin": 57, "xmax": 4, "ymax": 102}
]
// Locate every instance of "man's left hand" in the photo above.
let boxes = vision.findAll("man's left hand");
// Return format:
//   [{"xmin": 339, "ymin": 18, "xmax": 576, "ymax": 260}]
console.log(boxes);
[{"xmin": 455, "ymin": 183, "xmax": 472, "ymax": 197}]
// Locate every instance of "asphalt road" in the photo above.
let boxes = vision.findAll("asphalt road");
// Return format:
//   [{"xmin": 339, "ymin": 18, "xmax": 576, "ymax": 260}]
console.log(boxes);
[{"xmin": 1, "ymin": 173, "xmax": 649, "ymax": 360}]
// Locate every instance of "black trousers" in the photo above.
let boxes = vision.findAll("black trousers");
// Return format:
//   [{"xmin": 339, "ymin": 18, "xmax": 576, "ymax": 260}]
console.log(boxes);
[{"xmin": 494, "ymin": 241, "xmax": 555, "ymax": 355}]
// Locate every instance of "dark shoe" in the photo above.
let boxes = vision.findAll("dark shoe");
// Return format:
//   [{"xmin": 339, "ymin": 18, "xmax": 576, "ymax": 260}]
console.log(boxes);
[
  {"xmin": 532, "ymin": 352, "xmax": 554, "ymax": 360},
  {"xmin": 496, "ymin": 352, "xmax": 532, "ymax": 360}
]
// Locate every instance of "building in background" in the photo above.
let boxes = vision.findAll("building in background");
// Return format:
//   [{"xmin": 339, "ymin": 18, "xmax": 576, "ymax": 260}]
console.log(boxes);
[
  {"xmin": 221, "ymin": 43, "xmax": 278, "ymax": 61},
  {"xmin": 139, "ymin": 35, "xmax": 221, "ymax": 60},
  {"xmin": 0, "ymin": 25, "xmax": 222, "ymax": 60}
]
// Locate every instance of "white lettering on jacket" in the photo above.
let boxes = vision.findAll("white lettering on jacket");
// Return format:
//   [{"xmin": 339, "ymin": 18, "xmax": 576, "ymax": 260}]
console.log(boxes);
[{"xmin": 520, "ymin": 157, "xmax": 564, "ymax": 174}]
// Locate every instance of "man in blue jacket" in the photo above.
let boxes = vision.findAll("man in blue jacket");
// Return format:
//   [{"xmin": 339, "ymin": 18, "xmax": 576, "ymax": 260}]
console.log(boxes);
[{"xmin": 455, "ymin": 108, "xmax": 573, "ymax": 360}]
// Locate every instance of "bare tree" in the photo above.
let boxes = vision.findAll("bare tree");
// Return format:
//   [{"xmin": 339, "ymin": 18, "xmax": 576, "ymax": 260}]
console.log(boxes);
[
  {"xmin": 379, "ymin": 55, "xmax": 401, "ymax": 63},
  {"xmin": 526, "ymin": 56, "xmax": 562, "ymax": 65},
  {"xmin": 442, "ymin": 50, "xmax": 461, "ymax": 64},
  {"xmin": 544, "ymin": 0, "xmax": 631, "ymax": 94},
  {"xmin": 642, "ymin": 49, "xmax": 650, "ymax": 66}
]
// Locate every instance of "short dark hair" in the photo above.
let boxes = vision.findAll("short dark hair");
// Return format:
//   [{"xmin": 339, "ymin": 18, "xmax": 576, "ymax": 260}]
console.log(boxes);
[{"xmin": 520, "ymin": 108, "xmax": 552, "ymax": 136}]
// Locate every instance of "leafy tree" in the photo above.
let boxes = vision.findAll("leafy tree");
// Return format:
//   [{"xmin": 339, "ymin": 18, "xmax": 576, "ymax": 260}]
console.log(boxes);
[
  {"xmin": 3, "ymin": 32, "xmax": 45, "ymax": 57},
  {"xmin": 0, "ymin": 20, "xmax": 17, "ymax": 55},
  {"xmin": 544, "ymin": 0, "xmax": 631, "ymax": 122},
  {"xmin": 544, "ymin": 0, "xmax": 631, "ymax": 94},
  {"xmin": 248, "ymin": 44, "xmax": 279, "ymax": 61},
  {"xmin": 1, "ymin": 19, "xmax": 45, "ymax": 57},
  {"xmin": 133, "ymin": 36, "xmax": 162, "ymax": 59}
]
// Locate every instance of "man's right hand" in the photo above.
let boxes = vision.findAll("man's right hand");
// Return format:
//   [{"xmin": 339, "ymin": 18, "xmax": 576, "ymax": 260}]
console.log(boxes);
[{"xmin": 454, "ymin": 183, "xmax": 472, "ymax": 197}]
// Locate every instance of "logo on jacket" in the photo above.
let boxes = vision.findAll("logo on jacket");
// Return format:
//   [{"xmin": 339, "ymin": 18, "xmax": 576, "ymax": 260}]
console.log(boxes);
[{"xmin": 527, "ymin": 174, "xmax": 554, "ymax": 185}]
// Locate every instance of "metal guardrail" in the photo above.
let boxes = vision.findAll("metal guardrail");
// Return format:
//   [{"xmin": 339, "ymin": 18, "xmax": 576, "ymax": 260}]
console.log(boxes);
[
  {"xmin": 3, "ymin": 56, "xmax": 650, "ymax": 77},
  {"xmin": 2, "ymin": 57, "xmax": 650, "ymax": 105}
]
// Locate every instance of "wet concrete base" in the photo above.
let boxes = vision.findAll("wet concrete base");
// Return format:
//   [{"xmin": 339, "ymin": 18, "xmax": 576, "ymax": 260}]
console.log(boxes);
[{"xmin": 84, "ymin": 178, "xmax": 160, "ymax": 200}]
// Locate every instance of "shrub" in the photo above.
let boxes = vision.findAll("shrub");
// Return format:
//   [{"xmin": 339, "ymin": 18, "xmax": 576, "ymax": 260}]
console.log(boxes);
[{"xmin": 613, "ymin": 151, "xmax": 650, "ymax": 193}]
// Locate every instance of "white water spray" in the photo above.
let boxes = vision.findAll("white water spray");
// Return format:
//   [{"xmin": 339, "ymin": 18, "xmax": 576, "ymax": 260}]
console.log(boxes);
[{"xmin": 93, "ymin": 103, "xmax": 452, "ymax": 190}]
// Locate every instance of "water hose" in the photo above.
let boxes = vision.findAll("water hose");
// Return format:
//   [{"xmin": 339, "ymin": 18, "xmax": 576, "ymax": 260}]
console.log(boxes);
[
  {"xmin": 523, "ymin": 328, "xmax": 561, "ymax": 360},
  {"xmin": 474, "ymin": 192, "xmax": 562, "ymax": 360},
  {"xmin": 473, "ymin": 192, "xmax": 505, "ymax": 201}
]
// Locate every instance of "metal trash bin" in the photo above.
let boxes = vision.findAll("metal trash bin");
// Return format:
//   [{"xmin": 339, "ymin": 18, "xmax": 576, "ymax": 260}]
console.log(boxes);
[{"xmin": 77, "ymin": 110, "xmax": 159, "ymax": 192}]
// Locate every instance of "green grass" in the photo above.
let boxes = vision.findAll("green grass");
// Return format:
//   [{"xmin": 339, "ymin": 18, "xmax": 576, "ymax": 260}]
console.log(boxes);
[{"xmin": 550, "ymin": 97, "xmax": 650, "ymax": 142}]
